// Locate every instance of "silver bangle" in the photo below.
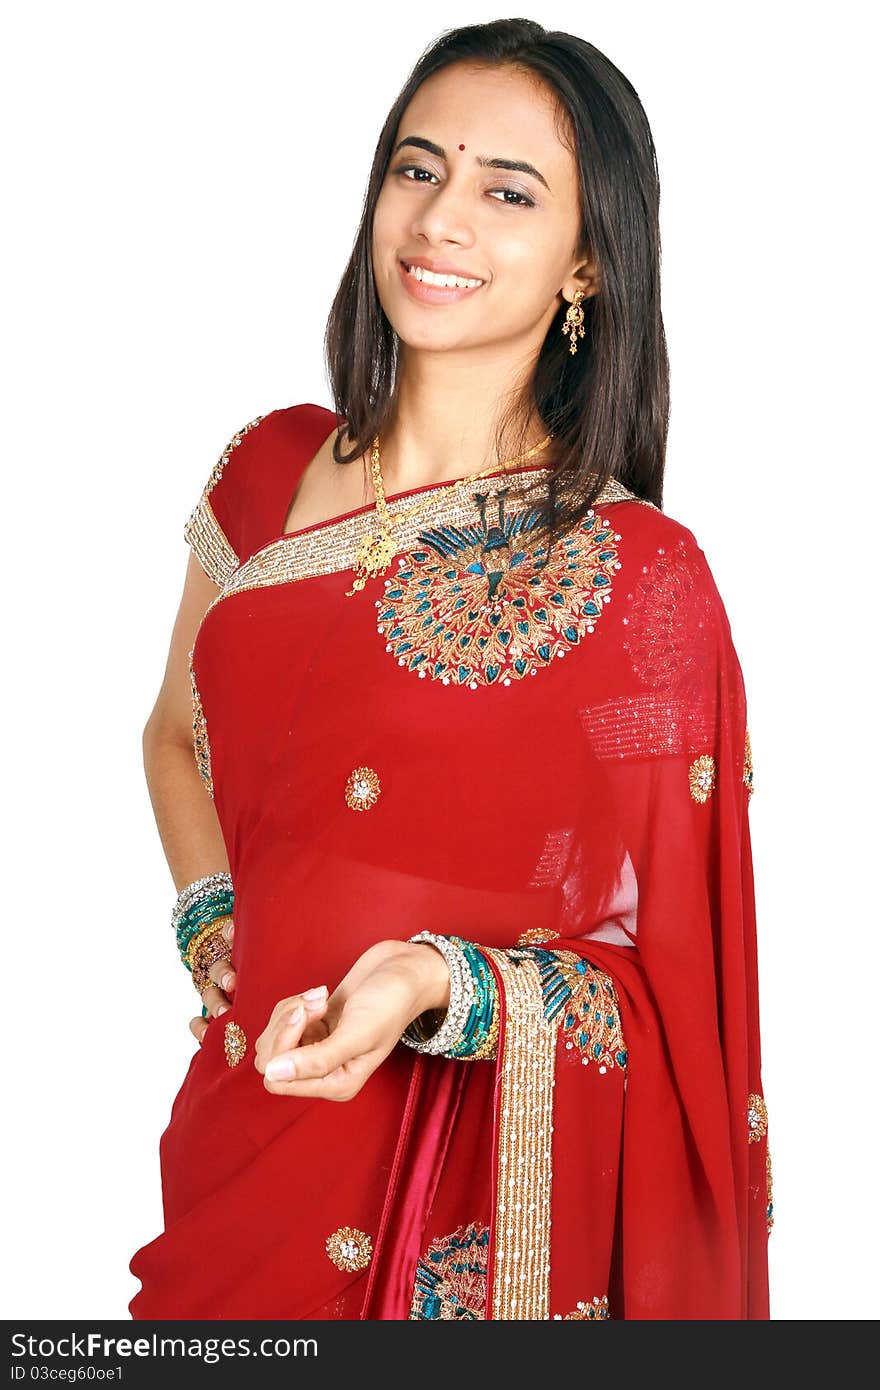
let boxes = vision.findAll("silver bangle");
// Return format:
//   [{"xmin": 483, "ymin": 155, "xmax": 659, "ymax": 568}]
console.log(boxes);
[
  {"xmin": 171, "ymin": 872, "xmax": 233, "ymax": 930},
  {"xmin": 400, "ymin": 932, "xmax": 474, "ymax": 1056}
]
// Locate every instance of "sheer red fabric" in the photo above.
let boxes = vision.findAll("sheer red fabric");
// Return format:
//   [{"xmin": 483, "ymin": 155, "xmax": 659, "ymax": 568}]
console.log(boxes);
[{"xmin": 128, "ymin": 403, "xmax": 770, "ymax": 1320}]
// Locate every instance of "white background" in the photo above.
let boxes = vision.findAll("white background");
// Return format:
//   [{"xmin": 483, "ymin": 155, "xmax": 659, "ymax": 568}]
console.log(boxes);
[{"xmin": 3, "ymin": 1, "xmax": 876, "ymax": 1320}]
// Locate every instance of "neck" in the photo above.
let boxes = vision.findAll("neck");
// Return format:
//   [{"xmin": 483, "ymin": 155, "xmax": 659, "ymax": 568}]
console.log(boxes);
[{"xmin": 375, "ymin": 345, "xmax": 550, "ymax": 494}]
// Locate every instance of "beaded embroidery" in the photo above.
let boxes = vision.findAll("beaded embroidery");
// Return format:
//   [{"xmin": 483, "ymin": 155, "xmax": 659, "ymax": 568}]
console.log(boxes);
[
  {"xmin": 344, "ymin": 765, "xmax": 381, "ymax": 810},
  {"xmin": 409, "ymin": 1222, "xmax": 489, "ymax": 1320},
  {"xmin": 744, "ymin": 728, "xmax": 755, "ymax": 799},
  {"xmin": 183, "ymin": 415, "xmax": 267, "ymax": 587},
  {"xmin": 555, "ymin": 1295, "xmax": 610, "ymax": 1320},
  {"xmin": 481, "ymin": 948, "xmax": 556, "ymax": 1320},
  {"xmin": 202, "ymin": 471, "xmax": 641, "ymax": 630},
  {"xmin": 516, "ymin": 946, "xmax": 628, "ymax": 1072},
  {"xmin": 516, "ymin": 928, "xmax": 562, "ymax": 946},
  {"xmin": 688, "ymin": 753, "xmax": 716, "ymax": 803},
  {"xmin": 376, "ymin": 497, "xmax": 622, "ymax": 689},
  {"xmin": 748, "ymin": 1093, "xmax": 768, "ymax": 1144},
  {"xmin": 325, "ymin": 1226, "xmax": 373, "ymax": 1273},
  {"xmin": 622, "ymin": 537, "xmax": 716, "ymax": 692},
  {"xmin": 223, "ymin": 1020, "xmax": 247, "ymax": 1067},
  {"xmin": 766, "ymin": 1147, "xmax": 774, "ymax": 1235},
  {"xmin": 188, "ymin": 646, "xmax": 214, "ymax": 799}
]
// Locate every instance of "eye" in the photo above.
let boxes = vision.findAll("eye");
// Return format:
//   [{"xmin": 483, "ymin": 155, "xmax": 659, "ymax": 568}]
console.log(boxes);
[{"xmin": 393, "ymin": 165, "xmax": 535, "ymax": 208}]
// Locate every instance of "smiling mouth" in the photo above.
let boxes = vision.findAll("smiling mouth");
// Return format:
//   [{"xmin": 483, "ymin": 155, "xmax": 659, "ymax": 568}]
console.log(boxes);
[{"xmin": 399, "ymin": 259, "xmax": 486, "ymax": 290}]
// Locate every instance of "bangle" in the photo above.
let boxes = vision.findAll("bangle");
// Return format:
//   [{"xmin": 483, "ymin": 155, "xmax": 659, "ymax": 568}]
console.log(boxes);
[
  {"xmin": 445, "ymin": 938, "xmax": 498, "ymax": 1060},
  {"xmin": 172, "ymin": 872, "xmax": 233, "ymax": 928},
  {"xmin": 400, "ymin": 933, "xmax": 473, "ymax": 1055}
]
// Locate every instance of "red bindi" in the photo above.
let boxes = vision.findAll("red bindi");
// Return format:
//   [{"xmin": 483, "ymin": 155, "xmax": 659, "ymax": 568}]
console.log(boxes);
[{"xmin": 458, "ymin": 143, "xmax": 465, "ymax": 150}]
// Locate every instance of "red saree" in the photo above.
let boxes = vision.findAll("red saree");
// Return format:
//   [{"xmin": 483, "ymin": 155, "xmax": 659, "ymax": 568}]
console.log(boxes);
[{"xmin": 128, "ymin": 402, "xmax": 771, "ymax": 1320}]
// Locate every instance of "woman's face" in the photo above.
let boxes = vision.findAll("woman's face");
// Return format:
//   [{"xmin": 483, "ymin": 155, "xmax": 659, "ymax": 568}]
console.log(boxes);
[{"xmin": 372, "ymin": 63, "xmax": 595, "ymax": 355}]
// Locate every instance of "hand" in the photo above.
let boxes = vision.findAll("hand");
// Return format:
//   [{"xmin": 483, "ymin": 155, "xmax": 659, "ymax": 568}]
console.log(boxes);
[
  {"xmin": 254, "ymin": 938, "xmax": 451, "ymax": 1102},
  {"xmin": 189, "ymin": 916, "xmax": 237, "ymax": 1044}
]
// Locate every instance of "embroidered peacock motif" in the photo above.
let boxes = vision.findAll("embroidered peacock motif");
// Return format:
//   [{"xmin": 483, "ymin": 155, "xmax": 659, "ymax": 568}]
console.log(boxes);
[{"xmin": 375, "ymin": 488, "xmax": 621, "ymax": 688}]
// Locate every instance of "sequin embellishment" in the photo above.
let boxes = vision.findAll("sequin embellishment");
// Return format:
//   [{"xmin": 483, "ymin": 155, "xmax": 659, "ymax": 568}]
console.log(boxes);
[
  {"xmin": 516, "ymin": 947, "xmax": 628, "ymax": 1072},
  {"xmin": 223, "ymin": 1020, "xmax": 247, "ymax": 1067},
  {"xmin": 554, "ymin": 1295, "xmax": 610, "ymax": 1320},
  {"xmin": 516, "ymin": 928, "xmax": 562, "ymax": 947},
  {"xmin": 744, "ymin": 728, "xmax": 755, "ymax": 799},
  {"xmin": 689, "ymin": 753, "xmax": 716, "ymax": 803},
  {"xmin": 325, "ymin": 1226, "xmax": 373, "ymax": 1272},
  {"xmin": 376, "ymin": 495, "xmax": 621, "ymax": 689},
  {"xmin": 748, "ymin": 1093, "xmax": 768, "ymax": 1144},
  {"xmin": 409, "ymin": 1222, "xmax": 489, "ymax": 1320},
  {"xmin": 188, "ymin": 646, "xmax": 214, "ymax": 799},
  {"xmin": 183, "ymin": 414, "xmax": 267, "ymax": 587},
  {"xmin": 344, "ymin": 765, "xmax": 381, "ymax": 810},
  {"xmin": 766, "ymin": 1146, "xmax": 774, "ymax": 1235}
]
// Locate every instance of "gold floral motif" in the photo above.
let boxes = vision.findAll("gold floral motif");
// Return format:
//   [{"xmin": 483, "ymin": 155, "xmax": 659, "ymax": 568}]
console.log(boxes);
[
  {"xmin": 743, "ymin": 728, "xmax": 755, "ymax": 799},
  {"xmin": 344, "ymin": 765, "xmax": 381, "ymax": 810},
  {"xmin": 766, "ymin": 1146, "xmax": 774, "ymax": 1235},
  {"xmin": 325, "ymin": 1226, "xmax": 373, "ymax": 1273},
  {"xmin": 748, "ymin": 1093, "xmax": 769, "ymax": 1144},
  {"xmin": 555, "ymin": 1294, "xmax": 610, "ymax": 1320},
  {"xmin": 688, "ymin": 753, "xmax": 716, "ymax": 803},
  {"xmin": 188, "ymin": 646, "xmax": 214, "ymax": 799},
  {"xmin": 223, "ymin": 1020, "xmax": 247, "ymax": 1068},
  {"xmin": 516, "ymin": 928, "xmax": 561, "ymax": 946},
  {"xmin": 183, "ymin": 414, "xmax": 267, "ymax": 586},
  {"xmin": 481, "ymin": 948, "xmax": 556, "ymax": 1321}
]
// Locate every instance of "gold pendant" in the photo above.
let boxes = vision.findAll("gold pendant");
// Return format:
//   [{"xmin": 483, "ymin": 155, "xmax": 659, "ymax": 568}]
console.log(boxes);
[{"xmin": 344, "ymin": 529, "xmax": 396, "ymax": 596}]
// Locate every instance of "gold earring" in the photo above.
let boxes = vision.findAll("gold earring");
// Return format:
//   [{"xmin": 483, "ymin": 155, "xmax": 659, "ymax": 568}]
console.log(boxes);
[{"xmin": 561, "ymin": 289, "xmax": 587, "ymax": 355}]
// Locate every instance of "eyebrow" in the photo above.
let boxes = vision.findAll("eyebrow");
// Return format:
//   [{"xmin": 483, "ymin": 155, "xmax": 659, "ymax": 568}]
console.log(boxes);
[{"xmin": 391, "ymin": 136, "xmax": 551, "ymax": 192}]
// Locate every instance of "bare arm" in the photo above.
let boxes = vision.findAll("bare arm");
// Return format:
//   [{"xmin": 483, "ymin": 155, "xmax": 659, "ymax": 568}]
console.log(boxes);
[{"xmin": 143, "ymin": 550, "xmax": 234, "ymax": 1032}]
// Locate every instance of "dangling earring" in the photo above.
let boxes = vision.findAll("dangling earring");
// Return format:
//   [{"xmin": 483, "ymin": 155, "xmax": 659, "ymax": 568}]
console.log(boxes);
[{"xmin": 561, "ymin": 288, "xmax": 587, "ymax": 355}]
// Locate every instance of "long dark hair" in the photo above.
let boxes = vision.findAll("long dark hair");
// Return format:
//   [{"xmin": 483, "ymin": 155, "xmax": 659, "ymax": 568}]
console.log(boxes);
[{"xmin": 323, "ymin": 18, "xmax": 669, "ymax": 550}]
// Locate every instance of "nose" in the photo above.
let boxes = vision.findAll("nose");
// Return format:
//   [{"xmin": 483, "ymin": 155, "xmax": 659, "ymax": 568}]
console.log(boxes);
[{"xmin": 408, "ymin": 174, "xmax": 477, "ymax": 251}]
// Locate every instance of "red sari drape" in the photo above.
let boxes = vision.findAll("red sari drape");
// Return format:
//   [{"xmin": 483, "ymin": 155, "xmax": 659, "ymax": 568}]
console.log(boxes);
[{"xmin": 128, "ymin": 402, "xmax": 770, "ymax": 1320}]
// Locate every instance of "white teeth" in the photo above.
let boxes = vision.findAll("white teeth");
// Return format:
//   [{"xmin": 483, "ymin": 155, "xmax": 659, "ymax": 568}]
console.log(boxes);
[{"xmin": 405, "ymin": 263, "xmax": 484, "ymax": 289}]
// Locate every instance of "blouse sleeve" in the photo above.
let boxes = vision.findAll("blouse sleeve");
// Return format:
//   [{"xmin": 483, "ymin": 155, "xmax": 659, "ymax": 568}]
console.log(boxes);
[{"xmin": 183, "ymin": 412, "xmax": 273, "ymax": 586}]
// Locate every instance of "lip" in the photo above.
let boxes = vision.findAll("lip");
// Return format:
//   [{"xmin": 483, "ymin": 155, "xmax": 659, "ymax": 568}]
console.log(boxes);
[{"xmin": 397, "ymin": 257, "xmax": 486, "ymax": 304}]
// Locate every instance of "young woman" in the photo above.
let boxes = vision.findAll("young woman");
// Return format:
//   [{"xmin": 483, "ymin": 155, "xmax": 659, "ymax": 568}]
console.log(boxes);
[{"xmin": 129, "ymin": 19, "xmax": 771, "ymax": 1320}]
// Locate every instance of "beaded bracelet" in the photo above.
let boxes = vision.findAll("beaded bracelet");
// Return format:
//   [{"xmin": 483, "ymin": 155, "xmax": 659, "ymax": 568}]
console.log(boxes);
[
  {"xmin": 172, "ymin": 872, "xmax": 233, "ymax": 928},
  {"xmin": 400, "ymin": 933, "xmax": 500, "ymax": 1062},
  {"xmin": 445, "ymin": 937, "xmax": 499, "ymax": 1060},
  {"xmin": 401, "ymin": 933, "xmax": 474, "ymax": 1056},
  {"xmin": 173, "ymin": 873, "xmax": 234, "ymax": 981}
]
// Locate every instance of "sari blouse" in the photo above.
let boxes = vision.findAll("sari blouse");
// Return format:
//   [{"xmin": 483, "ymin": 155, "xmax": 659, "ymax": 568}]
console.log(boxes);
[{"xmin": 128, "ymin": 402, "xmax": 771, "ymax": 1320}]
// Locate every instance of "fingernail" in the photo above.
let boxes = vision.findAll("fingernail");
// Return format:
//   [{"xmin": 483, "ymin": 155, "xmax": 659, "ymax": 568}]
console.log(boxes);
[
  {"xmin": 266, "ymin": 1056, "xmax": 295, "ymax": 1080},
  {"xmin": 288, "ymin": 1005, "xmax": 305, "ymax": 1026},
  {"xmin": 221, "ymin": 971, "xmax": 235, "ymax": 992},
  {"xmin": 217, "ymin": 1004, "xmax": 229, "ymax": 1015},
  {"xmin": 302, "ymin": 985, "xmax": 328, "ymax": 1001}
]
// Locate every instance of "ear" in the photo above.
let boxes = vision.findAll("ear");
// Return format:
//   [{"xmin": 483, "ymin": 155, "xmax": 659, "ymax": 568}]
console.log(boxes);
[{"xmin": 563, "ymin": 257, "xmax": 601, "ymax": 302}]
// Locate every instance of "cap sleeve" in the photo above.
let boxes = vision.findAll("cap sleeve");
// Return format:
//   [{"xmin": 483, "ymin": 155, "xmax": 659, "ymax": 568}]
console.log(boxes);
[{"xmin": 183, "ymin": 412, "xmax": 272, "ymax": 586}]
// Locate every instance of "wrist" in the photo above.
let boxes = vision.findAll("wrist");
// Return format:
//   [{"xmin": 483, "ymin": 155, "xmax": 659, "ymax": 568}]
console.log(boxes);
[{"xmin": 406, "ymin": 940, "xmax": 451, "ymax": 1015}]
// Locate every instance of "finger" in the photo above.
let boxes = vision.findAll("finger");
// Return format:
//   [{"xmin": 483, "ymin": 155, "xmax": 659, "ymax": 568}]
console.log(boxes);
[
  {"xmin": 200, "ymin": 983, "xmax": 230, "ymax": 1017},
  {"xmin": 208, "ymin": 959, "xmax": 236, "ymax": 996},
  {"xmin": 189, "ymin": 1016, "xmax": 210, "ymax": 1044},
  {"xmin": 254, "ymin": 999, "xmax": 327, "ymax": 1075},
  {"xmin": 221, "ymin": 917, "xmax": 234, "ymax": 943},
  {"xmin": 264, "ymin": 1014, "xmax": 374, "ymax": 1085},
  {"xmin": 263, "ymin": 1057, "xmax": 370, "ymax": 1102}
]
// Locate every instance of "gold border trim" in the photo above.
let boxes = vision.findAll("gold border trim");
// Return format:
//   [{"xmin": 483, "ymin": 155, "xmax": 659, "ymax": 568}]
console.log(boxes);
[
  {"xmin": 202, "ymin": 473, "xmax": 647, "ymax": 619},
  {"xmin": 184, "ymin": 493, "xmax": 240, "ymax": 588},
  {"xmin": 483, "ymin": 947, "xmax": 556, "ymax": 1321}
]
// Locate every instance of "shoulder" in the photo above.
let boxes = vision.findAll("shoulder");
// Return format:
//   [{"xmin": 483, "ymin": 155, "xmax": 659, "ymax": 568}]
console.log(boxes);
[{"xmin": 183, "ymin": 402, "xmax": 340, "ymax": 585}]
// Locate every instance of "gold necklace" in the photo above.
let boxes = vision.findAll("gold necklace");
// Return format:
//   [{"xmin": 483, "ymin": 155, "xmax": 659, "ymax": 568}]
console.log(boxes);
[{"xmin": 344, "ymin": 430, "xmax": 554, "ymax": 596}]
